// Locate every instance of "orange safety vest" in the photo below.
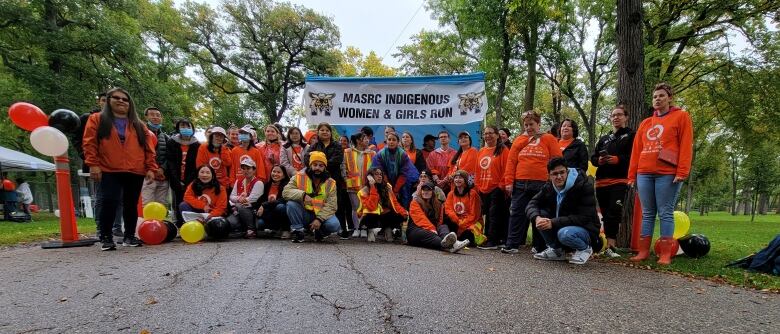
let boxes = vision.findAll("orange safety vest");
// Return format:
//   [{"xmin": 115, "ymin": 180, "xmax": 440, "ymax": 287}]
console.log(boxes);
[
  {"xmin": 344, "ymin": 148, "xmax": 376, "ymax": 190},
  {"xmin": 295, "ymin": 172, "xmax": 335, "ymax": 214}
]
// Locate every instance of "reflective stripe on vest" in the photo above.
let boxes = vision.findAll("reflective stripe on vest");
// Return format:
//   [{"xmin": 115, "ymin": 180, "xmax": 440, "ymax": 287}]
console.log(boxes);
[
  {"xmin": 345, "ymin": 149, "xmax": 375, "ymax": 190},
  {"xmin": 295, "ymin": 172, "xmax": 334, "ymax": 214}
]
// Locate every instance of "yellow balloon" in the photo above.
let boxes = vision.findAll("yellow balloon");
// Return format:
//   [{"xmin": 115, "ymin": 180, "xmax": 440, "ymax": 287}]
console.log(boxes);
[
  {"xmin": 143, "ymin": 202, "xmax": 168, "ymax": 220},
  {"xmin": 587, "ymin": 161, "xmax": 597, "ymax": 177},
  {"xmin": 673, "ymin": 211, "xmax": 691, "ymax": 239},
  {"xmin": 180, "ymin": 221, "xmax": 205, "ymax": 243}
]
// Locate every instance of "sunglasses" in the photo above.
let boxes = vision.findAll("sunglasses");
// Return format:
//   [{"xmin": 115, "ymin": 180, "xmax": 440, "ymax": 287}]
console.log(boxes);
[{"xmin": 110, "ymin": 96, "xmax": 130, "ymax": 102}]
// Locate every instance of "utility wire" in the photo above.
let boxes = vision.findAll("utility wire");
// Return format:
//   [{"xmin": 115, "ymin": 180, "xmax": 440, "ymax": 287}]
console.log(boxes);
[{"xmin": 382, "ymin": 2, "xmax": 425, "ymax": 60}]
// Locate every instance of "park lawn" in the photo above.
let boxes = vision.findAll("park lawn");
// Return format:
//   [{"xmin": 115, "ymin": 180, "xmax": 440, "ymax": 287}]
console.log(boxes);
[
  {"xmin": 0, "ymin": 212, "xmax": 96, "ymax": 246},
  {"xmin": 605, "ymin": 211, "xmax": 780, "ymax": 291}
]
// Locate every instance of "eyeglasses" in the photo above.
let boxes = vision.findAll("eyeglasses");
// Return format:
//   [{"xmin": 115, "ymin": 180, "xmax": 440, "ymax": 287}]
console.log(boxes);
[
  {"xmin": 610, "ymin": 113, "xmax": 625, "ymax": 118},
  {"xmin": 484, "ymin": 131, "xmax": 496, "ymax": 135},
  {"xmin": 110, "ymin": 96, "xmax": 130, "ymax": 102}
]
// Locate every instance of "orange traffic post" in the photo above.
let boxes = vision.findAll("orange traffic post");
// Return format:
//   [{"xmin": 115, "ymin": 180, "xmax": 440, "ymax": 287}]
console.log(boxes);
[{"xmin": 41, "ymin": 155, "xmax": 97, "ymax": 249}]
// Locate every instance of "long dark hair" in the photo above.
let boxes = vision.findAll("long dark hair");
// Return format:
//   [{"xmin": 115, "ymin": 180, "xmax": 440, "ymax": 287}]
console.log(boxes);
[
  {"xmin": 450, "ymin": 133, "xmax": 472, "ymax": 165},
  {"xmin": 401, "ymin": 131, "xmax": 416, "ymax": 151},
  {"xmin": 283, "ymin": 126, "xmax": 306, "ymax": 149},
  {"xmin": 98, "ymin": 87, "xmax": 146, "ymax": 147},
  {"xmin": 270, "ymin": 164, "xmax": 291, "ymax": 187},
  {"xmin": 368, "ymin": 167, "xmax": 391, "ymax": 209},
  {"xmin": 485, "ymin": 125, "xmax": 504, "ymax": 157},
  {"xmin": 193, "ymin": 165, "xmax": 221, "ymax": 196},
  {"xmin": 415, "ymin": 188, "xmax": 441, "ymax": 224},
  {"xmin": 207, "ymin": 132, "xmax": 224, "ymax": 154}
]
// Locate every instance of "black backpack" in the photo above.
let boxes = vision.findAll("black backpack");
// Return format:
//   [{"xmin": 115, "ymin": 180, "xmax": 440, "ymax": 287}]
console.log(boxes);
[{"xmin": 727, "ymin": 234, "xmax": 780, "ymax": 275}]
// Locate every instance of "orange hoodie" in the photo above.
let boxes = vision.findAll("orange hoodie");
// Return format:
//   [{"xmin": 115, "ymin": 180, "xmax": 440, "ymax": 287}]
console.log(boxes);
[
  {"xmin": 475, "ymin": 146, "xmax": 509, "ymax": 194},
  {"xmin": 448, "ymin": 147, "xmax": 479, "ymax": 178},
  {"xmin": 503, "ymin": 133, "xmax": 562, "ymax": 183},
  {"xmin": 183, "ymin": 184, "xmax": 228, "ymax": 218},
  {"xmin": 628, "ymin": 107, "xmax": 693, "ymax": 181},
  {"xmin": 409, "ymin": 199, "xmax": 442, "ymax": 233},
  {"xmin": 357, "ymin": 184, "xmax": 408, "ymax": 218},
  {"xmin": 444, "ymin": 187, "xmax": 482, "ymax": 235},
  {"xmin": 196, "ymin": 145, "xmax": 233, "ymax": 188},
  {"xmin": 82, "ymin": 113, "xmax": 158, "ymax": 175},
  {"xmin": 230, "ymin": 146, "xmax": 267, "ymax": 183}
]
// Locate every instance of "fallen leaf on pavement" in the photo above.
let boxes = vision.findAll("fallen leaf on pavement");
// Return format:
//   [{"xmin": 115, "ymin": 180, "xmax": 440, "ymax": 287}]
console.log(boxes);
[{"xmin": 145, "ymin": 297, "xmax": 158, "ymax": 305}]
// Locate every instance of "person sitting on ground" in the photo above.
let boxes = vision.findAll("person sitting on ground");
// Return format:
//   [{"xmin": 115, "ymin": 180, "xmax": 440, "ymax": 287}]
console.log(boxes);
[
  {"xmin": 228, "ymin": 158, "xmax": 264, "ymax": 238},
  {"xmin": 525, "ymin": 157, "xmax": 601, "ymax": 265},
  {"xmin": 256, "ymin": 165, "xmax": 291, "ymax": 238},
  {"xmin": 443, "ymin": 170, "xmax": 480, "ymax": 246},
  {"xmin": 412, "ymin": 171, "xmax": 446, "ymax": 203},
  {"xmin": 181, "ymin": 165, "xmax": 228, "ymax": 222},
  {"xmin": 406, "ymin": 181, "xmax": 469, "ymax": 253},
  {"xmin": 282, "ymin": 151, "xmax": 340, "ymax": 243},
  {"xmin": 357, "ymin": 168, "xmax": 409, "ymax": 242}
]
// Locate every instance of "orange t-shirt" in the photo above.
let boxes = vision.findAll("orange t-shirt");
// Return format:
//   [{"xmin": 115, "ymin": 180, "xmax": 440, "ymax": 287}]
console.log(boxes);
[
  {"xmin": 409, "ymin": 199, "xmax": 442, "ymax": 233},
  {"xmin": 180, "ymin": 145, "xmax": 190, "ymax": 182},
  {"xmin": 558, "ymin": 138, "xmax": 574, "ymax": 152},
  {"xmin": 230, "ymin": 146, "xmax": 267, "ymax": 183},
  {"xmin": 475, "ymin": 146, "xmax": 509, "ymax": 194},
  {"xmin": 183, "ymin": 184, "xmax": 228, "ymax": 218},
  {"xmin": 448, "ymin": 147, "xmax": 479, "ymax": 178},
  {"xmin": 444, "ymin": 188, "xmax": 482, "ymax": 235},
  {"xmin": 195, "ymin": 145, "xmax": 233, "ymax": 188},
  {"xmin": 628, "ymin": 107, "xmax": 693, "ymax": 181},
  {"xmin": 503, "ymin": 134, "xmax": 562, "ymax": 183}
]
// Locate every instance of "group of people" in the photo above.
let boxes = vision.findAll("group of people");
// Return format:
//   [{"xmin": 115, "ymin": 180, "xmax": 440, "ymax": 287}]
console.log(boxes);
[{"xmin": 79, "ymin": 83, "xmax": 692, "ymax": 266}]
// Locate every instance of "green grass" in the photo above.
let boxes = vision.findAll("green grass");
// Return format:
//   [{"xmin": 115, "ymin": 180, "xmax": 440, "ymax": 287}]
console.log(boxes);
[
  {"xmin": 0, "ymin": 212, "xmax": 96, "ymax": 246},
  {"xmin": 606, "ymin": 211, "xmax": 780, "ymax": 291}
]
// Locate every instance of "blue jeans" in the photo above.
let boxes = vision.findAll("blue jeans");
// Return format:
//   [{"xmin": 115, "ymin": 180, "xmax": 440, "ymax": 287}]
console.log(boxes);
[
  {"xmin": 286, "ymin": 201, "xmax": 340, "ymax": 234},
  {"xmin": 636, "ymin": 174, "xmax": 682, "ymax": 238},
  {"xmin": 256, "ymin": 202, "xmax": 289, "ymax": 231},
  {"xmin": 539, "ymin": 226, "xmax": 591, "ymax": 251}
]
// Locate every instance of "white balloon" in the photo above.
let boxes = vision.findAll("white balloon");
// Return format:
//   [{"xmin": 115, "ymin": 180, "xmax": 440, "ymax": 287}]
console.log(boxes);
[
  {"xmin": 30, "ymin": 126, "xmax": 69, "ymax": 157},
  {"xmin": 54, "ymin": 209, "xmax": 60, "ymax": 218}
]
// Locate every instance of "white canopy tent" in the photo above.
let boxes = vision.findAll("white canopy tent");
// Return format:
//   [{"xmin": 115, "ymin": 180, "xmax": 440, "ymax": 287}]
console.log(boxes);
[{"xmin": 0, "ymin": 146, "xmax": 55, "ymax": 172}]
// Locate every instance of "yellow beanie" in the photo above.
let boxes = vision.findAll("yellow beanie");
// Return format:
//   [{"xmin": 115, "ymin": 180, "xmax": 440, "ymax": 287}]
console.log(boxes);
[{"xmin": 309, "ymin": 151, "xmax": 327, "ymax": 166}]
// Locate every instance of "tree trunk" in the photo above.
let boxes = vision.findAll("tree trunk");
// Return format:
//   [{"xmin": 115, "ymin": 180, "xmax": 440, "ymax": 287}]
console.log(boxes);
[
  {"xmin": 743, "ymin": 188, "xmax": 752, "ymax": 215},
  {"xmin": 494, "ymin": 8, "xmax": 511, "ymax": 128},
  {"xmin": 730, "ymin": 154, "xmax": 738, "ymax": 215},
  {"xmin": 758, "ymin": 193, "xmax": 768, "ymax": 215},
  {"xmin": 616, "ymin": 0, "xmax": 645, "ymax": 130},
  {"xmin": 522, "ymin": 27, "xmax": 538, "ymax": 112}
]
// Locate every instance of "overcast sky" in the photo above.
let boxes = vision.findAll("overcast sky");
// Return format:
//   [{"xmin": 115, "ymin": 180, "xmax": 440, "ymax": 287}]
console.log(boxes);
[{"xmin": 200, "ymin": 0, "xmax": 441, "ymax": 67}]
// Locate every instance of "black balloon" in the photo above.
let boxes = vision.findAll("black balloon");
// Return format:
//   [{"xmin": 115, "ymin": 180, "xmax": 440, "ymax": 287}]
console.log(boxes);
[
  {"xmin": 48, "ymin": 109, "xmax": 80, "ymax": 134},
  {"xmin": 678, "ymin": 234, "xmax": 711, "ymax": 258},
  {"xmin": 205, "ymin": 217, "xmax": 230, "ymax": 240},
  {"xmin": 163, "ymin": 220, "xmax": 177, "ymax": 243}
]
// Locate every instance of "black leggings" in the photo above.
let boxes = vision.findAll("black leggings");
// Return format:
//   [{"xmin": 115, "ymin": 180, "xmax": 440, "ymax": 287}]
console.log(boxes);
[
  {"xmin": 406, "ymin": 223, "xmax": 451, "ymax": 250},
  {"xmin": 481, "ymin": 188, "xmax": 508, "ymax": 244},
  {"xmin": 361, "ymin": 211, "xmax": 405, "ymax": 229},
  {"xmin": 98, "ymin": 172, "xmax": 144, "ymax": 240},
  {"xmin": 596, "ymin": 183, "xmax": 628, "ymax": 239}
]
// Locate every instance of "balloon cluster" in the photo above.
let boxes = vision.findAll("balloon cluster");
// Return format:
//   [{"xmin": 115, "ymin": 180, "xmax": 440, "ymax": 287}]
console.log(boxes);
[
  {"xmin": 137, "ymin": 202, "xmax": 177, "ymax": 245},
  {"xmin": 8, "ymin": 102, "xmax": 80, "ymax": 157},
  {"xmin": 654, "ymin": 211, "xmax": 710, "ymax": 259}
]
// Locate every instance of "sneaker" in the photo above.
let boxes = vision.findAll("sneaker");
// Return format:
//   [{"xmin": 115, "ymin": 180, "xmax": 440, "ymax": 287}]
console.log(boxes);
[
  {"xmin": 314, "ymin": 229, "xmax": 325, "ymax": 242},
  {"xmin": 339, "ymin": 230, "xmax": 351, "ymax": 240},
  {"xmin": 440, "ymin": 232, "xmax": 457, "ymax": 249},
  {"xmin": 367, "ymin": 228, "xmax": 380, "ymax": 242},
  {"xmin": 534, "ymin": 247, "xmax": 566, "ymax": 261},
  {"xmin": 351, "ymin": 229, "xmax": 361, "ymax": 238},
  {"xmin": 569, "ymin": 247, "xmax": 593, "ymax": 265},
  {"xmin": 530, "ymin": 247, "xmax": 539, "ymax": 255},
  {"xmin": 477, "ymin": 241, "xmax": 498, "ymax": 250},
  {"xmin": 112, "ymin": 229, "xmax": 123, "ymax": 238},
  {"xmin": 449, "ymin": 240, "xmax": 470, "ymax": 253},
  {"xmin": 122, "ymin": 237, "xmax": 143, "ymax": 247},
  {"xmin": 500, "ymin": 247, "xmax": 519, "ymax": 254},
  {"xmin": 100, "ymin": 238, "xmax": 116, "ymax": 251},
  {"xmin": 246, "ymin": 230, "xmax": 257, "ymax": 239},
  {"xmin": 383, "ymin": 228, "xmax": 394, "ymax": 242},
  {"xmin": 360, "ymin": 229, "xmax": 368, "ymax": 238},
  {"xmin": 291, "ymin": 230, "xmax": 305, "ymax": 243},
  {"xmin": 603, "ymin": 247, "xmax": 621, "ymax": 258},
  {"xmin": 393, "ymin": 228, "xmax": 402, "ymax": 239},
  {"xmin": 280, "ymin": 231, "xmax": 291, "ymax": 239}
]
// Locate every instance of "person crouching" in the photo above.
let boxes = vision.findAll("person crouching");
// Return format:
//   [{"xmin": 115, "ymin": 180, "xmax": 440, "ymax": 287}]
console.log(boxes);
[
  {"xmin": 357, "ymin": 168, "xmax": 409, "ymax": 242},
  {"xmin": 181, "ymin": 165, "xmax": 228, "ymax": 224},
  {"xmin": 228, "ymin": 157, "xmax": 264, "ymax": 238},
  {"xmin": 526, "ymin": 158, "xmax": 601, "ymax": 264},
  {"xmin": 282, "ymin": 151, "xmax": 340, "ymax": 242}
]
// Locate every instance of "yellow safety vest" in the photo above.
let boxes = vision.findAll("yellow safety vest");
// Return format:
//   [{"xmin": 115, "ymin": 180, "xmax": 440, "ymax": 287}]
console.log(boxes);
[
  {"xmin": 296, "ymin": 172, "xmax": 335, "ymax": 214},
  {"xmin": 344, "ymin": 148, "xmax": 376, "ymax": 190}
]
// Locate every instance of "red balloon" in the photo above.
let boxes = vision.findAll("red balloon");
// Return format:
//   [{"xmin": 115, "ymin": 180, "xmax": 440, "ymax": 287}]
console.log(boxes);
[
  {"xmin": 8, "ymin": 102, "xmax": 48, "ymax": 132},
  {"xmin": 138, "ymin": 220, "xmax": 167, "ymax": 245},
  {"xmin": 654, "ymin": 238, "xmax": 679, "ymax": 257},
  {"xmin": 2, "ymin": 179, "xmax": 15, "ymax": 191}
]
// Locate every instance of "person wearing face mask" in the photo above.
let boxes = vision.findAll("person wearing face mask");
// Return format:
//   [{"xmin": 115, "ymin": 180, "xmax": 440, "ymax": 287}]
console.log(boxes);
[
  {"xmin": 140, "ymin": 107, "xmax": 171, "ymax": 208},
  {"xmin": 407, "ymin": 181, "xmax": 469, "ymax": 253},
  {"xmin": 166, "ymin": 118, "xmax": 201, "ymax": 226},
  {"xmin": 196, "ymin": 126, "xmax": 233, "ymax": 189},
  {"xmin": 230, "ymin": 125, "xmax": 266, "ymax": 184}
]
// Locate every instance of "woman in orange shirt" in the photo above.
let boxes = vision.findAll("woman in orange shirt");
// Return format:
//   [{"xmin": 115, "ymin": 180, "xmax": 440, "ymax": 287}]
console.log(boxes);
[
  {"xmin": 83, "ymin": 87, "xmax": 157, "ymax": 250},
  {"xmin": 501, "ymin": 111, "xmax": 563, "ymax": 254},
  {"xmin": 230, "ymin": 125, "xmax": 266, "ymax": 183},
  {"xmin": 180, "ymin": 165, "xmax": 228, "ymax": 220},
  {"xmin": 407, "ymin": 181, "xmax": 468, "ymax": 253},
  {"xmin": 444, "ymin": 170, "xmax": 481, "ymax": 246},
  {"xmin": 256, "ymin": 124, "xmax": 284, "ymax": 180},
  {"xmin": 475, "ymin": 125, "xmax": 510, "ymax": 250},
  {"xmin": 628, "ymin": 83, "xmax": 693, "ymax": 265},
  {"xmin": 196, "ymin": 127, "xmax": 233, "ymax": 189},
  {"xmin": 400, "ymin": 131, "xmax": 429, "ymax": 174},
  {"xmin": 446, "ymin": 131, "xmax": 478, "ymax": 183}
]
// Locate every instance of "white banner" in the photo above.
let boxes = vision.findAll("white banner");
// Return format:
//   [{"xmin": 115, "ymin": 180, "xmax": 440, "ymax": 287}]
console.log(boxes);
[{"xmin": 303, "ymin": 73, "xmax": 487, "ymax": 125}]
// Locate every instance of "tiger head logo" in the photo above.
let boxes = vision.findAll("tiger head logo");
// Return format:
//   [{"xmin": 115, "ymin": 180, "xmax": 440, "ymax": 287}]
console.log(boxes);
[
  {"xmin": 457, "ymin": 91, "xmax": 485, "ymax": 115},
  {"xmin": 309, "ymin": 92, "xmax": 336, "ymax": 116}
]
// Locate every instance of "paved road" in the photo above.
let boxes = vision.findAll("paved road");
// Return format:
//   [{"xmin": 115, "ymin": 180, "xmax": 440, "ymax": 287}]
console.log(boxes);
[{"xmin": 0, "ymin": 238, "xmax": 777, "ymax": 333}]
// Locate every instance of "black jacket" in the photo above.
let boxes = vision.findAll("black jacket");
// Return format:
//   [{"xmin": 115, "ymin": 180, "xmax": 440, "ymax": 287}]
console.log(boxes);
[
  {"xmin": 526, "ymin": 170, "xmax": 600, "ymax": 248},
  {"xmin": 151, "ymin": 128, "xmax": 170, "ymax": 172},
  {"xmin": 303, "ymin": 141, "xmax": 344, "ymax": 183},
  {"xmin": 166, "ymin": 134, "xmax": 201, "ymax": 191},
  {"xmin": 255, "ymin": 179, "xmax": 290, "ymax": 211},
  {"xmin": 589, "ymin": 127, "xmax": 635, "ymax": 180},
  {"xmin": 75, "ymin": 109, "xmax": 100, "ymax": 173},
  {"xmin": 562, "ymin": 138, "xmax": 589, "ymax": 172}
]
